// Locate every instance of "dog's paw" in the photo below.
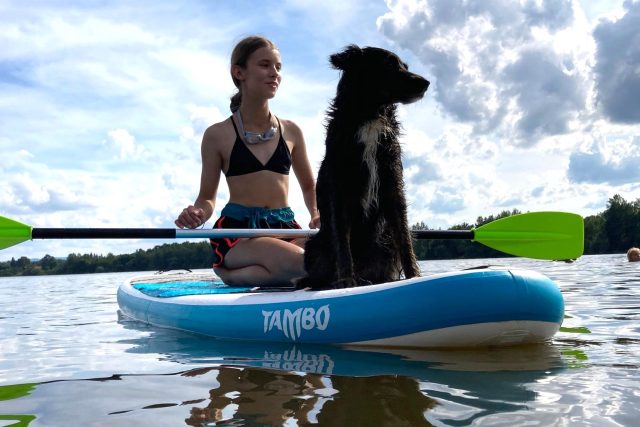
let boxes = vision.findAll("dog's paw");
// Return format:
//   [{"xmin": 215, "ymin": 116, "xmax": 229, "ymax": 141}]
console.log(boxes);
[
  {"xmin": 331, "ymin": 277, "xmax": 359, "ymax": 289},
  {"xmin": 294, "ymin": 277, "xmax": 313, "ymax": 290},
  {"xmin": 406, "ymin": 265, "xmax": 421, "ymax": 278},
  {"xmin": 295, "ymin": 276, "xmax": 332, "ymax": 291},
  {"xmin": 298, "ymin": 276, "xmax": 368, "ymax": 290},
  {"xmin": 356, "ymin": 277, "xmax": 374, "ymax": 287}
]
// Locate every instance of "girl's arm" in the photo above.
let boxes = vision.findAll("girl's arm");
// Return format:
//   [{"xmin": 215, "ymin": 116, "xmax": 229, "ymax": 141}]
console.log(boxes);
[
  {"xmin": 288, "ymin": 120, "xmax": 320, "ymax": 228},
  {"xmin": 175, "ymin": 125, "xmax": 223, "ymax": 229}
]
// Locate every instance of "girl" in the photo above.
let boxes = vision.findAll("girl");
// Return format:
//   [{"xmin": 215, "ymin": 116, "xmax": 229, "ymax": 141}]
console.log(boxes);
[{"xmin": 175, "ymin": 36, "xmax": 319, "ymax": 286}]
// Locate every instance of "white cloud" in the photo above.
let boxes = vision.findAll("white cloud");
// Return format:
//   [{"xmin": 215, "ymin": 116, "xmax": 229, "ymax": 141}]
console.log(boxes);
[
  {"xmin": 377, "ymin": 0, "xmax": 595, "ymax": 144},
  {"xmin": 568, "ymin": 134, "xmax": 640, "ymax": 184},
  {"xmin": 428, "ymin": 188, "xmax": 466, "ymax": 214},
  {"xmin": 5, "ymin": 171, "xmax": 92, "ymax": 215},
  {"xmin": 593, "ymin": 0, "xmax": 640, "ymax": 123},
  {"xmin": 105, "ymin": 129, "xmax": 146, "ymax": 160},
  {"xmin": 11, "ymin": 173, "xmax": 50, "ymax": 205}
]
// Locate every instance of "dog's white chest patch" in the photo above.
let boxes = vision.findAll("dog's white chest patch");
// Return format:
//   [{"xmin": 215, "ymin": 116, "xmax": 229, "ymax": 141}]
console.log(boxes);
[{"xmin": 357, "ymin": 119, "xmax": 388, "ymax": 214}]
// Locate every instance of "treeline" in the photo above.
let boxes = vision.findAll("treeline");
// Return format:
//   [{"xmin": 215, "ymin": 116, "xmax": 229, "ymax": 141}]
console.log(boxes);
[
  {"xmin": 1, "ymin": 194, "xmax": 639, "ymax": 277},
  {"xmin": 582, "ymin": 194, "xmax": 640, "ymax": 254},
  {"xmin": 0, "ymin": 242, "xmax": 214, "ymax": 277}
]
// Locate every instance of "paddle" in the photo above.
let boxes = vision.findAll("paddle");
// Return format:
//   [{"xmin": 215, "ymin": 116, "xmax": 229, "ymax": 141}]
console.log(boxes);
[{"xmin": 0, "ymin": 211, "xmax": 583, "ymax": 260}]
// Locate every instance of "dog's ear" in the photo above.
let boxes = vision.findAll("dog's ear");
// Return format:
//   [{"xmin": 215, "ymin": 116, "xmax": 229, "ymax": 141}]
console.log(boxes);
[{"xmin": 330, "ymin": 44, "xmax": 362, "ymax": 71}]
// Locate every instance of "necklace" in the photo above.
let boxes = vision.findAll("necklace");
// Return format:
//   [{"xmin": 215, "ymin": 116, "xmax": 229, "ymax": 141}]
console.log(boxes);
[{"xmin": 235, "ymin": 110, "xmax": 277, "ymax": 144}]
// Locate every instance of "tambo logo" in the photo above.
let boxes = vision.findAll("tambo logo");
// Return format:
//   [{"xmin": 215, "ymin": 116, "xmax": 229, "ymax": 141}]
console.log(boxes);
[
  {"xmin": 262, "ymin": 305, "xmax": 330, "ymax": 341},
  {"xmin": 262, "ymin": 346, "xmax": 335, "ymax": 375}
]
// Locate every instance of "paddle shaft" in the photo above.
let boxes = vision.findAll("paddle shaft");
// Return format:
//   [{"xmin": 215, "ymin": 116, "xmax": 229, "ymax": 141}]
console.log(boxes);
[
  {"xmin": 32, "ymin": 228, "xmax": 176, "ymax": 239},
  {"xmin": 2, "ymin": 211, "xmax": 583, "ymax": 259},
  {"xmin": 31, "ymin": 228, "xmax": 475, "ymax": 240}
]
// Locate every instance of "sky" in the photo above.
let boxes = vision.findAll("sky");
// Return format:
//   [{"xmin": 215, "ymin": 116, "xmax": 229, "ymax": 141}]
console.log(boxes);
[{"xmin": 1, "ymin": 0, "xmax": 639, "ymax": 261}]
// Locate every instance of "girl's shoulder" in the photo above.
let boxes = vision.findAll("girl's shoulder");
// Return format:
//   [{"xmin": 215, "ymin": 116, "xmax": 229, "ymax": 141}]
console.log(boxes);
[
  {"xmin": 277, "ymin": 116, "xmax": 304, "ymax": 141},
  {"xmin": 203, "ymin": 116, "xmax": 236, "ymax": 145}
]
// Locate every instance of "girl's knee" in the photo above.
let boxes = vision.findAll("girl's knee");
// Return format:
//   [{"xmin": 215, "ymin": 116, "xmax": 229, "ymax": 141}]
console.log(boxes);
[
  {"xmin": 215, "ymin": 265, "xmax": 273, "ymax": 286},
  {"xmin": 214, "ymin": 267, "xmax": 231, "ymax": 282},
  {"xmin": 214, "ymin": 267, "xmax": 242, "ymax": 286}
]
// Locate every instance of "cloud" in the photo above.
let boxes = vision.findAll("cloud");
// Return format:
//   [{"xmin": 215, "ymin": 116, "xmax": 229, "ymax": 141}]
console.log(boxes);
[
  {"xmin": 568, "ymin": 136, "xmax": 640, "ymax": 184},
  {"xmin": 377, "ymin": 0, "xmax": 590, "ymax": 144},
  {"xmin": 403, "ymin": 152, "xmax": 441, "ymax": 184},
  {"xmin": 503, "ymin": 48, "xmax": 586, "ymax": 138},
  {"xmin": 593, "ymin": 0, "xmax": 640, "ymax": 123},
  {"xmin": 6, "ymin": 173, "xmax": 92, "ymax": 214},
  {"xmin": 0, "ymin": 4, "xmax": 237, "ymax": 158},
  {"xmin": 531, "ymin": 186, "xmax": 545, "ymax": 197},
  {"xmin": 523, "ymin": 0, "xmax": 575, "ymax": 29},
  {"xmin": 105, "ymin": 129, "xmax": 146, "ymax": 160},
  {"xmin": 494, "ymin": 194, "xmax": 527, "ymax": 208},
  {"xmin": 568, "ymin": 151, "xmax": 640, "ymax": 184},
  {"xmin": 427, "ymin": 187, "xmax": 466, "ymax": 214}
]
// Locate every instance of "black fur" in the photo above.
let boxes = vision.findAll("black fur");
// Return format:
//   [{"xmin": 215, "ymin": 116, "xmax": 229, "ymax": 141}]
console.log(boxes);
[{"xmin": 302, "ymin": 45, "xmax": 430, "ymax": 289}]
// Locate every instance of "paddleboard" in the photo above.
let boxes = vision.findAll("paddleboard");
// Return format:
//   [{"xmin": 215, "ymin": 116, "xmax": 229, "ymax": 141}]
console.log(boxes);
[{"xmin": 117, "ymin": 267, "xmax": 564, "ymax": 348}]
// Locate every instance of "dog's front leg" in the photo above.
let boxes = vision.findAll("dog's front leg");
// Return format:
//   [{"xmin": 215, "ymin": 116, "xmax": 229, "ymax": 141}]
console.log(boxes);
[
  {"xmin": 396, "ymin": 215, "xmax": 420, "ymax": 279},
  {"xmin": 392, "ymin": 201, "xmax": 420, "ymax": 279},
  {"xmin": 382, "ymin": 164, "xmax": 420, "ymax": 279},
  {"xmin": 329, "ymin": 198, "xmax": 358, "ymax": 288}
]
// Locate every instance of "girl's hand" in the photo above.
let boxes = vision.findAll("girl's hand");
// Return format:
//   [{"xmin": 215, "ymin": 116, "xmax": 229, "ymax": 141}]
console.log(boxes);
[
  {"xmin": 175, "ymin": 206, "xmax": 206, "ymax": 229},
  {"xmin": 309, "ymin": 215, "xmax": 321, "ymax": 229}
]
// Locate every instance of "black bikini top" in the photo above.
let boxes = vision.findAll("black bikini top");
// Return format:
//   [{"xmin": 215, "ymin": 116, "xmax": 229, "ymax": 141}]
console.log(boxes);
[{"xmin": 225, "ymin": 116, "xmax": 292, "ymax": 177}]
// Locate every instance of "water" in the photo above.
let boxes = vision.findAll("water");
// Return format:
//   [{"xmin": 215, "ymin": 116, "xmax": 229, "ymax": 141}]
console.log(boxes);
[{"xmin": 1, "ymin": 255, "xmax": 639, "ymax": 426}]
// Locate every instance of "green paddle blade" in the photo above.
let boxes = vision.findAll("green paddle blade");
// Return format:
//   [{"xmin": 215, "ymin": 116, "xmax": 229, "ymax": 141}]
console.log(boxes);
[
  {"xmin": 473, "ymin": 211, "xmax": 584, "ymax": 260},
  {"xmin": 0, "ymin": 216, "xmax": 32, "ymax": 250}
]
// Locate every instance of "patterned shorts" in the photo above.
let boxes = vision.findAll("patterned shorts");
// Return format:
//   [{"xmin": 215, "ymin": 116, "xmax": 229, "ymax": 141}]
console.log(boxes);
[{"xmin": 210, "ymin": 204, "xmax": 301, "ymax": 268}]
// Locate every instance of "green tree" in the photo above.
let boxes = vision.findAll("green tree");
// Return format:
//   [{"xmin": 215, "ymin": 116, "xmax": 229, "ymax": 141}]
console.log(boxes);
[
  {"xmin": 584, "ymin": 214, "xmax": 608, "ymax": 254},
  {"xmin": 40, "ymin": 254, "xmax": 58, "ymax": 271},
  {"xmin": 604, "ymin": 194, "xmax": 640, "ymax": 252},
  {"xmin": 15, "ymin": 256, "xmax": 31, "ymax": 270}
]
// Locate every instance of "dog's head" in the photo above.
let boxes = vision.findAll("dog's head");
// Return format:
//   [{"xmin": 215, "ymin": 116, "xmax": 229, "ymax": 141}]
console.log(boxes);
[{"xmin": 330, "ymin": 45, "xmax": 429, "ymax": 106}]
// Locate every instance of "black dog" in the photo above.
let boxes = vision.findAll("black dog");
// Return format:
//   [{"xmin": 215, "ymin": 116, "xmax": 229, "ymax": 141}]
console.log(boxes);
[{"xmin": 302, "ymin": 45, "xmax": 429, "ymax": 289}]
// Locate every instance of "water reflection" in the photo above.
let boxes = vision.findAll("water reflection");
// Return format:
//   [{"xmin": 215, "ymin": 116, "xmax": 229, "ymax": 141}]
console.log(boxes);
[
  {"xmin": 0, "ymin": 383, "xmax": 37, "ymax": 426},
  {"xmin": 183, "ymin": 366, "xmax": 436, "ymax": 426},
  {"xmin": 117, "ymin": 320, "xmax": 571, "ymax": 425}
]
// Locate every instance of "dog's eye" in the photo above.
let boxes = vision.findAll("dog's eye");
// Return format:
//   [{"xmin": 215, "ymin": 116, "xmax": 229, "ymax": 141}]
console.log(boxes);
[{"xmin": 391, "ymin": 57, "xmax": 409, "ymax": 71}]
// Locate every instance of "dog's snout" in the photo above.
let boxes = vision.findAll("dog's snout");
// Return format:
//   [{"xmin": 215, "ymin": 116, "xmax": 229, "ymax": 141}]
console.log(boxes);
[
  {"xmin": 418, "ymin": 77, "xmax": 430, "ymax": 96},
  {"xmin": 402, "ymin": 74, "xmax": 429, "ymax": 103}
]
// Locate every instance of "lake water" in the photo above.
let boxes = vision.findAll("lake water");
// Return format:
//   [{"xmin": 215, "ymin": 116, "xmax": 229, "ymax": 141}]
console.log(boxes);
[{"xmin": 1, "ymin": 254, "xmax": 639, "ymax": 426}]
